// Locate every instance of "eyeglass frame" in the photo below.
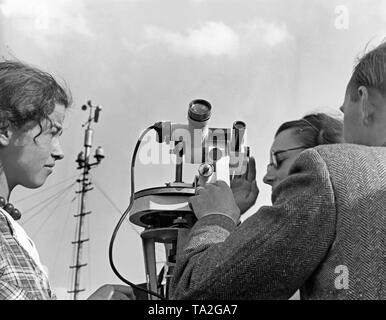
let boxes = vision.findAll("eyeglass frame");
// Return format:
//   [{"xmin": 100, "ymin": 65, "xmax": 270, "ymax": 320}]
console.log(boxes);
[
  {"xmin": 269, "ymin": 146, "xmax": 307, "ymax": 169},
  {"xmin": 268, "ymin": 118, "xmax": 325, "ymax": 169}
]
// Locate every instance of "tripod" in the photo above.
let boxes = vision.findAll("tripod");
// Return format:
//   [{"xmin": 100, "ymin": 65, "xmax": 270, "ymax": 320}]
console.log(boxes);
[
  {"xmin": 130, "ymin": 152, "xmax": 197, "ymax": 299},
  {"xmin": 125, "ymin": 99, "xmax": 249, "ymax": 299}
]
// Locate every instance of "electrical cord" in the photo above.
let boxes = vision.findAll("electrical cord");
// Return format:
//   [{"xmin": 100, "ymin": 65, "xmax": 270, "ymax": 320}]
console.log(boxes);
[{"xmin": 108, "ymin": 124, "xmax": 167, "ymax": 300}]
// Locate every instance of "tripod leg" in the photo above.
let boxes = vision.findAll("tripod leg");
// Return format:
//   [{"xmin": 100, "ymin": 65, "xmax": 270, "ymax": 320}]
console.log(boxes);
[
  {"xmin": 165, "ymin": 228, "xmax": 189, "ymax": 298},
  {"xmin": 142, "ymin": 236, "xmax": 160, "ymax": 300},
  {"xmin": 164, "ymin": 242, "xmax": 177, "ymax": 299}
]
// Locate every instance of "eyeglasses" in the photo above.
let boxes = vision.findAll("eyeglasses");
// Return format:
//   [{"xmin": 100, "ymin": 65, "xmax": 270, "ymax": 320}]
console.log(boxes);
[{"xmin": 269, "ymin": 146, "xmax": 307, "ymax": 169}]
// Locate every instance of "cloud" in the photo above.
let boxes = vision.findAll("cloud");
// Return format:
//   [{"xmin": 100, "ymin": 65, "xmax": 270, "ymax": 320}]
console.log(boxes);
[
  {"xmin": 0, "ymin": 0, "xmax": 94, "ymax": 38},
  {"xmin": 139, "ymin": 19, "xmax": 292, "ymax": 58},
  {"xmin": 240, "ymin": 20, "xmax": 292, "ymax": 48},
  {"xmin": 144, "ymin": 22, "xmax": 240, "ymax": 57}
]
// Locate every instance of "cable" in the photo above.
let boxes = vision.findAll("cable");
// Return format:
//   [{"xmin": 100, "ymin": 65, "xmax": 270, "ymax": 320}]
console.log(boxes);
[
  {"xmin": 31, "ymin": 184, "xmax": 74, "ymax": 239},
  {"xmin": 13, "ymin": 175, "xmax": 80, "ymax": 204},
  {"xmin": 52, "ymin": 192, "xmax": 78, "ymax": 275},
  {"xmin": 93, "ymin": 180, "xmax": 141, "ymax": 235},
  {"xmin": 93, "ymin": 180, "xmax": 165, "ymax": 259},
  {"xmin": 21, "ymin": 182, "xmax": 77, "ymax": 216},
  {"xmin": 69, "ymin": 188, "xmax": 82, "ymax": 296},
  {"xmin": 21, "ymin": 183, "xmax": 77, "ymax": 224},
  {"xmin": 108, "ymin": 125, "xmax": 166, "ymax": 300}
]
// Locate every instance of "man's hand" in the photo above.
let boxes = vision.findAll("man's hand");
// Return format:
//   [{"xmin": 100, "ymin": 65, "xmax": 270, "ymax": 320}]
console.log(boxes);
[
  {"xmin": 190, "ymin": 180, "xmax": 240, "ymax": 224},
  {"xmin": 87, "ymin": 284, "xmax": 136, "ymax": 300},
  {"xmin": 230, "ymin": 157, "xmax": 259, "ymax": 215}
]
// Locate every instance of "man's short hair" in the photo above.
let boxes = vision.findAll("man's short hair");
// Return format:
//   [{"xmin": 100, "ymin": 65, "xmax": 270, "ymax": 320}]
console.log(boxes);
[{"xmin": 350, "ymin": 41, "xmax": 386, "ymax": 101}]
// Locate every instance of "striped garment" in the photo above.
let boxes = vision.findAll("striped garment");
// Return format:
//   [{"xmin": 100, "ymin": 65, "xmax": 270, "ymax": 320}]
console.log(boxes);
[
  {"xmin": 0, "ymin": 209, "xmax": 54, "ymax": 300},
  {"xmin": 170, "ymin": 144, "xmax": 386, "ymax": 300}
]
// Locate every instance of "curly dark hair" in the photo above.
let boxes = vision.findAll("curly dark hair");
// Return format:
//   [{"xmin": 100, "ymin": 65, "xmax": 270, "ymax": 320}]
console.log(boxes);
[
  {"xmin": 275, "ymin": 113, "xmax": 343, "ymax": 147},
  {"xmin": 0, "ymin": 60, "xmax": 72, "ymax": 135}
]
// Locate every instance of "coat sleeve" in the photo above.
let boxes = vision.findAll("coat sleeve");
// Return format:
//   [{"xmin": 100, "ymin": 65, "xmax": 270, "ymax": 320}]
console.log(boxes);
[{"xmin": 170, "ymin": 149, "xmax": 337, "ymax": 300}]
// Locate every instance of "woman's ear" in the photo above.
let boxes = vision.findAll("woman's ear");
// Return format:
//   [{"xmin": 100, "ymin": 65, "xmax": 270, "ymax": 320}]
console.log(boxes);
[{"xmin": 0, "ymin": 127, "xmax": 12, "ymax": 147}]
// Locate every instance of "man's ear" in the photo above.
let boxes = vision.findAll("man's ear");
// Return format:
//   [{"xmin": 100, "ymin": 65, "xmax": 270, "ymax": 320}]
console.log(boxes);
[
  {"xmin": 0, "ymin": 127, "xmax": 13, "ymax": 147},
  {"xmin": 358, "ymin": 86, "xmax": 375, "ymax": 126}
]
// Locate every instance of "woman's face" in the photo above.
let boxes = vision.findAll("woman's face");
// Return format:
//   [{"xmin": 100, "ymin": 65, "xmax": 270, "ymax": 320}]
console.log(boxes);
[
  {"xmin": 263, "ymin": 128, "xmax": 306, "ymax": 189},
  {"xmin": 1, "ymin": 103, "xmax": 65, "ymax": 190}
]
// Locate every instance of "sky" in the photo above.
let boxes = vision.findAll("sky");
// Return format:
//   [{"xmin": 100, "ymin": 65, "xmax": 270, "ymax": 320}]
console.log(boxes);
[{"xmin": 1, "ymin": 0, "xmax": 386, "ymax": 299}]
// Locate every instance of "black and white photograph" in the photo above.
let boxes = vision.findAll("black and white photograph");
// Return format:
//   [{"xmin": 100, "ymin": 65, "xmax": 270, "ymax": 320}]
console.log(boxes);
[{"xmin": 1, "ymin": 0, "xmax": 386, "ymax": 307}]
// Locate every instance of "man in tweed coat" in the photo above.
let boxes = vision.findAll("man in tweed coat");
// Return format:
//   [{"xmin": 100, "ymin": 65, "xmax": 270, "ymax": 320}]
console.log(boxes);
[{"xmin": 170, "ymin": 41, "xmax": 386, "ymax": 300}]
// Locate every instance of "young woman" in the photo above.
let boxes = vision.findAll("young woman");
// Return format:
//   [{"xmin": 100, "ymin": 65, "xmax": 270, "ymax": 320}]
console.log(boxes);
[
  {"xmin": 0, "ymin": 61, "xmax": 134, "ymax": 300},
  {"xmin": 231, "ymin": 113, "xmax": 343, "ymax": 216},
  {"xmin": 263, "ymin": 113, "xmax": 343, "ymax": 189}
]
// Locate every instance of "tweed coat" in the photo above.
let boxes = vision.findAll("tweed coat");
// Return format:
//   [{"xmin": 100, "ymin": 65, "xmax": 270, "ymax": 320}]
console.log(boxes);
[{"xmin": 170, "ymin": 144, "xmax": 386, "ymax": 300}]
